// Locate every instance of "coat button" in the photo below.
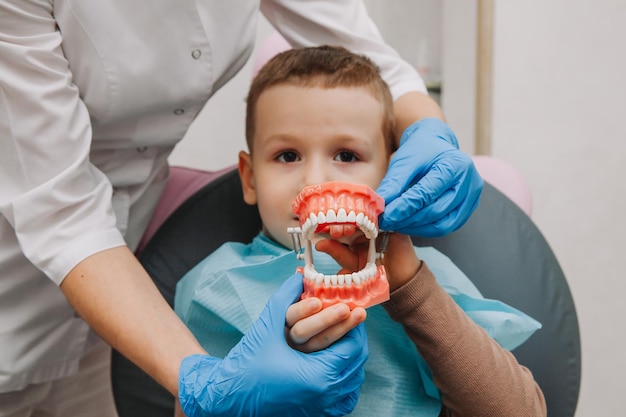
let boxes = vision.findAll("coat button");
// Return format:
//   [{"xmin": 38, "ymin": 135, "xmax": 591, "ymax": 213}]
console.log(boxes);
[
  {"xmin": 174, "ymin": 108, "xmax": 185, "ymax": 115},
  {"xmin": 191, "ymin": 49, "xmax": 202, "ymax": 59}
]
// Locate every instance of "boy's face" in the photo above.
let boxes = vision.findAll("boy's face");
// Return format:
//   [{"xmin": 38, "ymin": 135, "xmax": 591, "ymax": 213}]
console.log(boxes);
[{"xmin": 239, "ymin": 84, "xmax": 390, "ymax": 249}]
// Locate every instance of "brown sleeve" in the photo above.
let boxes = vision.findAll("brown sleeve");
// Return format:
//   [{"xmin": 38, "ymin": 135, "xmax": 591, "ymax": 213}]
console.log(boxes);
[{"xmin": 382, "ymin": 262, "xmax": 547, "ymax": 417}]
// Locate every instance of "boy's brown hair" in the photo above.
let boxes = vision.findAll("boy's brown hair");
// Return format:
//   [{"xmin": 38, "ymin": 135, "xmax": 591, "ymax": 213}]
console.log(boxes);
[{"xmin": 245, "ymin": 45, "xmax": 396, "ymax": 153}]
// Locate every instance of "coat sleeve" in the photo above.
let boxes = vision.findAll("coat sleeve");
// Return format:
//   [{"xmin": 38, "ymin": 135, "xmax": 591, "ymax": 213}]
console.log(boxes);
[
  {"xmin": 0, "ymin": 1, "xmax": 124, "ymax": 284},
  {"xmin": 259, "ymin": 0, "xmax": 427, "ymax": 99},
  {"xmin": 383, "ymin": 262, "xmax": 547, "ymax": 417}
]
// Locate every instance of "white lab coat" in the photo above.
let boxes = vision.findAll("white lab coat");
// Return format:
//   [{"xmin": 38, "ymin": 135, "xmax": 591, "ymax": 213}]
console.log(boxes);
[{"xmin": 0, "ymin": 0, "xmax": 425, "ymax": 392}]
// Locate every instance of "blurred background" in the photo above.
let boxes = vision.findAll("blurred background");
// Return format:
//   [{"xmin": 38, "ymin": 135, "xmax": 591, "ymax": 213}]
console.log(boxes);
[{"xmin": 169, "ymin": 1, "xmax": 626, "ymax": 415}]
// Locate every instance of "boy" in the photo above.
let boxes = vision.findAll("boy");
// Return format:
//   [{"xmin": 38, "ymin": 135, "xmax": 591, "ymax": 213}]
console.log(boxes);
[{"xmin": 175, "ymin": 46, "xmax": 546, "ymax": 416}]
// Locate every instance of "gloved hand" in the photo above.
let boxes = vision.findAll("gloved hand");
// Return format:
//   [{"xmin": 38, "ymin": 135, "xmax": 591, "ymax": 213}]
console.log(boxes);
[
  {"xmin": 178, "ymin": 272, "xmax": 368, "ymax": 417},
  {"xmin": 376, "ymin": 118, "xmax": 483, "ymax": 237}
]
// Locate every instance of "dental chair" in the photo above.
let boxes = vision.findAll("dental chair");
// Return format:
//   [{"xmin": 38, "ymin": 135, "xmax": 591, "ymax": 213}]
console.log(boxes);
[{"xmin": 111, "ymin": 166, "xmax": 580, "ymax": 417}]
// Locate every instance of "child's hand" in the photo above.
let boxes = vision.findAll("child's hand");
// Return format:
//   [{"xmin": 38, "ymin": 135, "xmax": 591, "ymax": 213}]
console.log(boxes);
[
  {"xmin": 378, "ymin": 233, "xmax": 422, "ymax": 291},
  {"xmin": 315, "ymin": 234, "xmax": 421, "ymax": 292},
  {"xmin": 286, "ymin": 297, "xmax": 366, "ymax": 353}
]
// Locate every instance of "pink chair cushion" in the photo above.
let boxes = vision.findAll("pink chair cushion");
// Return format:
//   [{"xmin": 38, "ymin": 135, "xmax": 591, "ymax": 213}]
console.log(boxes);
[
  {"xmin": 136, "ymin": 165, "xmax": 236, "ymax": 254},
  {"xmin": 471, "ymin": 156, "xmax": 533, "ymax": 217}
]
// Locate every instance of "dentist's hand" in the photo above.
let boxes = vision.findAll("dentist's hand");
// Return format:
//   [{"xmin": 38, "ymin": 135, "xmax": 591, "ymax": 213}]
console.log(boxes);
[
  {"xmin": 377, "ymin": 118, "xmax": 483, "ymax": 237},
  {"xmin": 178, "ymin": 272, "xmax": 368, "ymax": 417}
]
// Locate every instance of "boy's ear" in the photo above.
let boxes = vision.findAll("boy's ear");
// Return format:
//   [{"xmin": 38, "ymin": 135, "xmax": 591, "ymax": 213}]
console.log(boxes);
[{"xmin": 238, "ymin": 151, "xmax": 257, "ymax": 205}]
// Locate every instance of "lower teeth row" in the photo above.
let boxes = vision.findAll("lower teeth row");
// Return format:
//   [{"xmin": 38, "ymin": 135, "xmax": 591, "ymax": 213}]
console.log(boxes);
[{"xmin": 304, "ymin": 263, "xmax": 377, "ymax": 286}]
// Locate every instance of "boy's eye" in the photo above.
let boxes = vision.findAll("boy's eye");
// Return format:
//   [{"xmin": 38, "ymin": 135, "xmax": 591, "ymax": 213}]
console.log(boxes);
[
  {"xmin": 276, "ymin": 151, "xmax": 300, "ymax": 163},
  {"xmin": 334, "ymin": 151, "xmax": 359, "ymax": 163}
]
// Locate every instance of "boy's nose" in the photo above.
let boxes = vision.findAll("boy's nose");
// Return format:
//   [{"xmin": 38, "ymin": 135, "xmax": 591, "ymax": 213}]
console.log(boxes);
[{"xmin": 302, "ymin": 159, "xmax": 331, "ymax": 187}]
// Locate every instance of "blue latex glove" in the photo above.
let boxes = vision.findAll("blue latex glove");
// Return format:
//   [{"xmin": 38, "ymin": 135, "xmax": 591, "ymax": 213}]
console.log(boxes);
[
  {"xmin": 178, "ymin": 272, "xmax": 368, "ymax": 417},
  {"xmin": 376, "ymin": 118, "xmax": 483, "ymax": 237}
]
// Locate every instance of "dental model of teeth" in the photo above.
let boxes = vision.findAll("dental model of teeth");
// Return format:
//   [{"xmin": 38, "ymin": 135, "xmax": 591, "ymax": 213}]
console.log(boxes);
[{"xmin": 288, "ymin": 182, "xmax": 390, "ymax": 309}]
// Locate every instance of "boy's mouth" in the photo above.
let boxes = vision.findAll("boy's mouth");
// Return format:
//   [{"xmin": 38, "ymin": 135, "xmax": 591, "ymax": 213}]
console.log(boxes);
[{"xmin": 288, "ymin": 181, "xmax": 390, "ymax": 309}]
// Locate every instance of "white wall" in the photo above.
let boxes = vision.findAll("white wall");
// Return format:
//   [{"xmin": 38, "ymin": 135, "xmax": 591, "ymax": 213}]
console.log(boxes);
[
  {"xmin": 491, "ymin": 1, "xmax": 626, "ymax": 415},
  {"xmin": 441, "ymin": 0, "xmax": 478, "ymax": 154}
]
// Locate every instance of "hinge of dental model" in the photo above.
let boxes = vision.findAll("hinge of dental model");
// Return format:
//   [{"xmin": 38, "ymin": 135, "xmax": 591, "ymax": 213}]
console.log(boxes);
[
  {"xmin": 287, "ymin": 226, "xmax": 305, "ymax": 260},
  {"xmin": 289, "ymin": 181, "xmax": 390, "ymax": 309},
  {"xmin": 377, "ymin": 230, "xmax": 392, "ymax": 261}
]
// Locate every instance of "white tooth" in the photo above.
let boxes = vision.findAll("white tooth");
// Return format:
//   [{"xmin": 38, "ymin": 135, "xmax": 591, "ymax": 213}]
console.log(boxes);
[
  {"xmin": 326, "ymin": 209, "xmax": 337, "ymax": 223},
  {"xmin": 324, "ymin": 275, "xmax": 331, "ymax": 286},
  {"xmin": 309, "ymin": 212, "xmax": 318, "ymax": 226},
  {"xmin": 330, "ymin": 275, "xmax": 338, "ymax": 285},
  {"xmin": 356, "ymin": 212, "xmax": 364, "ymax": 224},
  {"xmin": 316, "ymin": 273, "xmax": 324, "ymax": 285},
  {"xmin": 347, "ymin": 211, "xmax": 356, "ymax": 222},
  {"xmin": 362, "ymin": 218, "xmax": 374, "ymax": 239},
  {"xmin": 352, "ymin": 272, "xmax": 360, "ymax": 285},
  {"xmin": 304, "ymin": 218, "xmax": 311, "ymax": 233},
  {"xmin": 304, "ymin": 264, "xmax": 316, "ymax": 280},
  {"xmin": 337, "ymin": 208, "xmax": 348, "ymax": 222},
  {"xmin": 356, "ymin": 218, "xmax": 366, "ymax": 230},
  {"xmin": 369, "ymin": 222, "xmax": 378, "ymax": 239},
  {"xmin": 318, "ymin": 211, "xmax": 327, "ymax": 224},
  {"xmin": 345, "ymin": 274, "xmax": 352, "ymax": 285},
  {"xmin": 361, "ymin": 270, "xmax": 369, "ymax": 282},
  {"xmin": 338, "ymin": 274, "xmax": 345, "ymax": 286}
]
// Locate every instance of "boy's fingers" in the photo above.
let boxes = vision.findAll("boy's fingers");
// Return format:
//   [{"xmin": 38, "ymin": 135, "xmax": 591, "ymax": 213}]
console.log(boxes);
[
  {"xmin": 288, "ymin": 303, "xmax": 351, "ymax": 346},
  {"xmin": 285, "ymin": 297, "xmax": 322, "ymax": 329},
  {"xmin": 315, "ymin": 239, "xmax": 361, "ymax": 271},
  {"xmin": 290, "ymin": 304, "xmax": 367, "ymax": 353}
]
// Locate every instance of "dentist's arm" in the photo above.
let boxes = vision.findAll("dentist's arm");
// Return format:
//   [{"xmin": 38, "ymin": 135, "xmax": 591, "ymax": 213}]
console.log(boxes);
[
  {"xmin": 393, "ymin": 90, "xmax": 445, "ymax": 133},
  {"xmin": 60, "ymin": 246, "xmax": 204, "ymax": 396}
]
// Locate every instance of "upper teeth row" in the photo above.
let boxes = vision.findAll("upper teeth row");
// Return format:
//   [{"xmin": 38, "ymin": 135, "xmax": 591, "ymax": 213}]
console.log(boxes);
[
  {"xmin": 301, "ymin": 209, "xmax": 378, "ymax": 240},
  {"xmin": 303, "ymin": 263, "xmax": 378, "ymax": 286}
]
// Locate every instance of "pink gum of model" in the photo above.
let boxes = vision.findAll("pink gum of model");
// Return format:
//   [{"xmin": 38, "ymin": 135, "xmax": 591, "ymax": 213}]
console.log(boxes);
[{"xmin": 290, "ymin": 181, "xmax": 390, "ymax": 309}]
